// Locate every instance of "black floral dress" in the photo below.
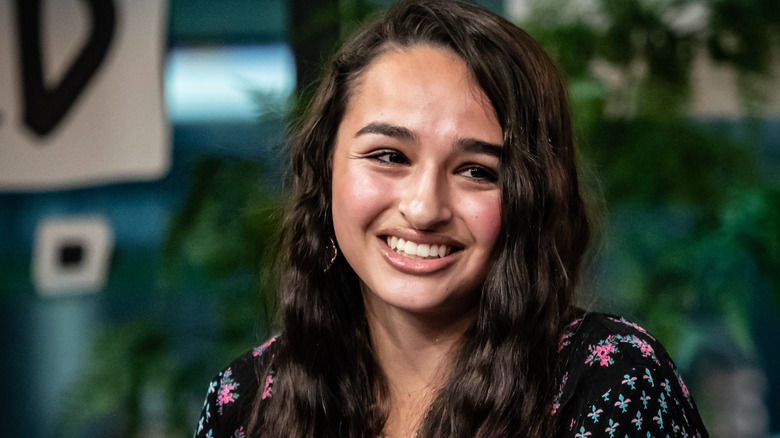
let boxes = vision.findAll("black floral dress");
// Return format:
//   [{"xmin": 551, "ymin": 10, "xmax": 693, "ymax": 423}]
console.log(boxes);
[{"xmin": 194, "ymin": 313, "xmax": 708, "ymax": 437}]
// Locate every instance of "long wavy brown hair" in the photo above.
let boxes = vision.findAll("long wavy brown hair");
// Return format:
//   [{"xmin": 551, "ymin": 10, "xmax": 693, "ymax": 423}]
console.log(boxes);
[{"xmin": 248, "ymin": 1, "xmax": 591, "ymax": 436}]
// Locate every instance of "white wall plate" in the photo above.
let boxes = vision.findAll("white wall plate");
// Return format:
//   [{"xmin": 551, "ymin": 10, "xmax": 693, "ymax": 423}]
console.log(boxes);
[{"xmin": 32, "ymin": 215, "xmax": 114, "ymax": 296}]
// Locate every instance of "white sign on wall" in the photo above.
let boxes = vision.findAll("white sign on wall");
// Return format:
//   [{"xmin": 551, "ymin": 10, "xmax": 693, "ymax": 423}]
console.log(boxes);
[{"xmin": 0, "ymin": 0, "xmax": 170, "ymax": 192}]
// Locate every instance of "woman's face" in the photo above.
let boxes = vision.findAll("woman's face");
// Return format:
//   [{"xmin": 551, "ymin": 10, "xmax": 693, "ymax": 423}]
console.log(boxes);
[{"xmin": 331, "ymin": 45, "xmax": 503, "ymax": 323}]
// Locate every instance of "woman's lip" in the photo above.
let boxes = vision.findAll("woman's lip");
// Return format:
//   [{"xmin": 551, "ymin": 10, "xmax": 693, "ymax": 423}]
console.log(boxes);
[{"xmin": 378, "ymin": 236, "xmax": 457, "ymax": 274}]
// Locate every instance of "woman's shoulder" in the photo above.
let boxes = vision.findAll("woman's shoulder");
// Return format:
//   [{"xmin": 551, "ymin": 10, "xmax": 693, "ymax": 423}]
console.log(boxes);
[
  {"xmin": 556, "ymin": 312, "xmax": 687, "ymax": 398},
  {"xmin": 194, "ymin": 336, "xmax": 278, "ymax": 438},
  {"xmin": 553, "ymin": 312, "xmax": 708, "ymax": 437},
  {"xmin": 558, "ymin": 313, "xmax": 668, "ymax": 364}
]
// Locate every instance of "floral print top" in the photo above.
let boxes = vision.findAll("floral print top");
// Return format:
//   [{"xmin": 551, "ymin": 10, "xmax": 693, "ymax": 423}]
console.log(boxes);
[
  {"xmin": 552, "ymin": 314, "xmax": 707, "ymax": 437},
  {"xmin": 194, "ymin": 313, "xmax": 708, "ymax": 437}
]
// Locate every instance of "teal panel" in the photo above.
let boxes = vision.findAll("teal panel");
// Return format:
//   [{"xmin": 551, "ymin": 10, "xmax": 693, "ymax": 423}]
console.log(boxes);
[{"xmin": 169, "ymin": 0, "xmax": 288, "ymax": 45}]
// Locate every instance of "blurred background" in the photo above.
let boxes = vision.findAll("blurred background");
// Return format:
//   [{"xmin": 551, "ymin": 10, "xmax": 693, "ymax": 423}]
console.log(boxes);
[{"xmin": 0, "ymin": 0, "xmax": 777, "ymax": 436}]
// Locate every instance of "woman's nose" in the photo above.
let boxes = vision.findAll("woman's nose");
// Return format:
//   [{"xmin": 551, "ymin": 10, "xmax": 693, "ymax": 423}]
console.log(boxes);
[{"xmin": 398, "ymin": 167, "xmax": 452, "ymax": 230}]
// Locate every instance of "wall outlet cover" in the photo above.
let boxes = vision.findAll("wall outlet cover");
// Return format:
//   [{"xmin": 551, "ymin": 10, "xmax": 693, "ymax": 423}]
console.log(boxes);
[{"xmin": 32, "ymin": 216, "xmax": 114, "ymax": 296}]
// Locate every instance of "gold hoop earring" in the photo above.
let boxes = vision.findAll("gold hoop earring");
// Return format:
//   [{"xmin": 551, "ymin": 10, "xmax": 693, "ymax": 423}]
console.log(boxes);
[{"xmin": 324, "ymin": 237, "xmax": 338, "ymax": 272}]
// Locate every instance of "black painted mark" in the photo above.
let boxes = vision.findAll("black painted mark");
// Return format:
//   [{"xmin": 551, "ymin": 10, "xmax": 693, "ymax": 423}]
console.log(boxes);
[
  {"xmin": 58, "ymin": 240, "xmax": 86, "ymax": 269},
  {"xmin": 16, "ymin": 0, "xmax": 116, "ymax": 137}
]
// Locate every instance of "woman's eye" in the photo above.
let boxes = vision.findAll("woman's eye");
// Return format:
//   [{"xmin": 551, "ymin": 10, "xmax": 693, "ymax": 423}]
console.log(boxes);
[
  {"xmin": 369, "ymin": 150, "xmax": 407, "ymax": 164},
  {"xmin": 461, "ymin": 166, "xmax": 498, "ymax": 182}
]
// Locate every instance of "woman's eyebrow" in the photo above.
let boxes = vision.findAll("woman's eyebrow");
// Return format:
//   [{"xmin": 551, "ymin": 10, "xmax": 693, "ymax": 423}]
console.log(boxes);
[
  {"xmin": 455, "ymin": 138, "xmax": 502, "ymax": 158},
  {"xmin": 355, "ymin": 122, "xmax": 417, "ymax": 142}
]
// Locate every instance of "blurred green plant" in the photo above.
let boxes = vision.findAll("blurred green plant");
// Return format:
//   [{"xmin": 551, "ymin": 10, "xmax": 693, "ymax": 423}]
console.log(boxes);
[
  {"xmin": 57, "ymin": 319, "xmax": 170, "ymax": 437},
  {"xmin": 521, "ymin": 0, "xmax": 780, "ymax": 357},
  {"xmin": 161, "ymin": 155, "xmax": 283, "ymax": 343}
]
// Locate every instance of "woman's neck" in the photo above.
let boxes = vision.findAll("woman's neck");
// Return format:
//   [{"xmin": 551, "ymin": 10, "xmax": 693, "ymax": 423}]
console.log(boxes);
[{"xmin": 363, "ymin": 294, "xmax": 475, "ymax": 437}]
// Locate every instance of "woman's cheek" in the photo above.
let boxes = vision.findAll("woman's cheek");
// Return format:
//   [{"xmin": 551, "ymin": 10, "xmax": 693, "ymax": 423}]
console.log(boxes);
[
  {"xmin": 332, "ymin": 166, "xmax": 392, "ymax": 247},
  {"xmin": 340, "ymin": 170, "xmax": 389, "ymax": 220},
  {"xmin": 462, "ymin": 192, "xmax": 502, "ymax": 247}
]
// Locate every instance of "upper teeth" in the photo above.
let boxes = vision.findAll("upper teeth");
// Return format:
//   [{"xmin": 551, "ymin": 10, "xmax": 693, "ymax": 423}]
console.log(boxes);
[{"xmin": 387, "ymin": 236, "xmax": 450, "ymax": 258}]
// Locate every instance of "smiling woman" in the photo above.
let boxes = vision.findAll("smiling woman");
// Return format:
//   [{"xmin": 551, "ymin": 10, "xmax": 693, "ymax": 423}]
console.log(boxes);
[
  {"xmin": 332, "ymin": 46, "xmax": 502, "ymax": 324},
  {"xmin": 194, "ymin": 1, "xmax": 709, "ymax": 437}
]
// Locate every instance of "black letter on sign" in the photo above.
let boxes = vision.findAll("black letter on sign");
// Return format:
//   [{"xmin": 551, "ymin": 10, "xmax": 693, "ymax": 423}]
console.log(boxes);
[{"xmin": 16, "ymin": 0, "xmax": 116, "ymax": 137}]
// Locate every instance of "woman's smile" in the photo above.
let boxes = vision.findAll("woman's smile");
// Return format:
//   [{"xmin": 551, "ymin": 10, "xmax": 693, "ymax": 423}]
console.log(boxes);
[
  {"xmin": 378, "ymin": 231, "xmax": 461, "ymax": 275},
  {"xmin": 385, "ymin": 236, "xmax": 453, "ymax": 259},
  {"xmin": 331, "ymin": 44, "xmax": 503, "ymax": 319}
]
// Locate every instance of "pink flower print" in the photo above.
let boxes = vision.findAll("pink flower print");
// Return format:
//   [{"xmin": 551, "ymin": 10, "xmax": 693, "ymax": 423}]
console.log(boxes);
[
  {"xmin": 658, "ymin": 393, "xmax": 668, "ymax": 413},
  {"xmin": 661, "ymin": 379, "xmax": 673, "ymax": 396},
  {"xmin": 631, "ymin": 411, "xmax": 643, "ymax": 430},
  {"xmin": 559, "ymin": 372, "xmax": 569, "ymax": 390},
  {"xmin": 558, "ymin": 318, "xmax": 582, "ymax": 352},
  {"xmin": 678, "ymin": 374, "xmax": 691, "ymax": 400},
  {"xmin": 566, "ymin": 317, "xmax": 583, "ymax": 329},
  {"xmin": 614, "ymin": 317, "xmax": 648, "ymax": 334},
  {"xmin": 551, "ymin": 372, "xmax": 568, "ymax": 414},
  {"xmin": 643, "ymin": 368, "xmax": 655, "ymax": 387},
  {"xmin": 587, "ymin": 406, "xmax": 603, "ymax": 423},
  {"xmin": 216, "ymin": 368, "xmax": 240, "ymax": 413},
  {"xmin": 622, "ymin": 374, "xmax": 637, "ymax": 390},
  {"xmin": 558, "ymin": 334, "xmax": 568, "ymax": 352},
  {"xmin": 636, "ymin": 339, "xmax": 654, "ymax": 357},
  {"xmin": 254, "ymin": 337, "xmax": 277, "ymax": 357},
  {"xmin": 586, "ymin": 342, "xmax": 616, "ymax": 366},
  {"xmin": 262, "ymin": 374, "xmax": 274, "ymax": 400},
  {"xmin": 604, "ymin": 419, "xmax": 619, "ymax": 437},
  {"xmin": 614, "ymin": 394, "xmax": 631, "ymax": 413},
  {"xmin": 653, "ymin": 409, "xmax": 664, "ymax": 427},
  {"xmin": 640, "ymin": 391, "xmax": 651, "ymax": 409},
  {"xmin": 217, "ymin": 382, "xmax": 237, "ymax": 406}
]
